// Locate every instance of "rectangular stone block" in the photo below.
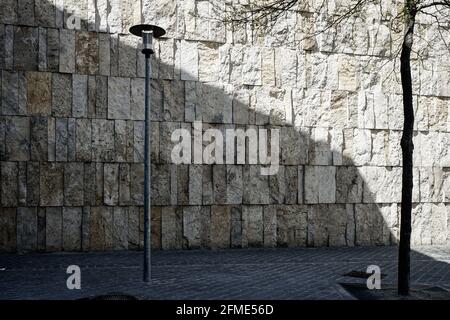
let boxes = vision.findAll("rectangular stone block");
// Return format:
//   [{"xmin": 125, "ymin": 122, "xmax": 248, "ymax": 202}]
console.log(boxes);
[
  {"xmin": 95, "ymin": 76, "xmax": 108, "ymax": 118},
  {"xmin": 38, "ymin": 27, "xmax": 47, "ymax": 71},
  {"xmin": 361, "ymin": 166, "xmax": 402, "ymax": 203},
  {"xmin": 242, "ymin": 206, "xmax": 263, "ymax": 247},
  {"xmin": 304, "ymin": 166, "xmax": 336, "ymax": 204},
  {"xmin": 62, "ymin": 207, "xmax": 82, "ymax": 251},
  {"xmin": 1, "ymin": 71, "xmax": 21, "ymax": 115},
  {"xmin": 183, "ymin": 206, "xmax": 202, "ymax": 248},
  {"xmin": 47, "ymin": 28, "xmax": 59, "ymax": 72},
  {"xmin": 118, "ymin": 35, "xmax": 137, "ymax": 77},
  {"xmin": 40, "ymin": 162, "xmax": 63, "ymax": 206},
  {"xmin": 27, "ymin": 71, "xmax": 52, "ymax": 115},
  {"xmin": 67, "ymin": 118, "xmax": 76, "ymax": 161},
  {"xmin": 269, "ymin": 166, "xmax": 286, "ymax": 204},
  {"xmin": 163, "ymin": 80, "xmax": 185, "ymax": 121},
  {"xmin": 59, "ymin": 29, "xmax": 75, "ymax": 73},
  {"xmin": 177, "ymin": 164, "xmax": 189, "ymax": 205},
  {"xmin": 17, "ymin": 207, "xmax": 37, "ymax": 253},
  {"xmin": 243, "ymin": 165, "xmax": 270, "ymax": 204},
  {"xmin": 336, "ymin": 166, "xmax": 363, "ymax": 203},
  {"xmin": 114, "ymin": 120, "xmax": 130, "ymax": 162},
  {"xmin": 90, "ymin": 206, "xmax": 113, "ymax": 250},
  {"xmin": 180, "ymin": 40, "xmax": 198, "ymax": 81},
  {"xmin": 52, "ymin": 73, "xmax": 72, "ymax": 117},
  {"xmin": 281, "ymin": 126, "xmax": 309, "ymax": 165},
  {"xmin": 130, "ymin": 163, "xmax": 144, "ymax": 205},
  {"xmin": 355, "ymin": 204, "xmax": 391, "ymax": 246},
  {"xmin": 92, "ymin": 119, "xmax": 115, "ymax": 161},
  {"xmin": 18, "ymin": 162, "xmax": 27, "ymax": 205},
  {"xmin": 72, "ymin": 74, "xmax": 88, "ymax": 117},
  {"xmin": 263, "ymin": 206, "xmax": 277, "ymax": 247},
  {"xmin": 75, "ymin": 31, "xmax": 99, "ymax": 74},
  {"xmin": 128, "ymin": 206, "xmax": 139, "ymax": 249},
  {"xmin": 104, "ymin": 163, "xmax": 119, "ymax": 206},
  {"xmin": 14, "ymin": 26, "xmax": 38, "ymax": 70},
  {"xmin": 113, "ymin": 207, "xmax": 128, "ymax": 250},
  {"xmin": 81, "ymin": 206, "xmax": 91, "ymax": 251},
  {"xmin": 75, "ymin": 118, "xmax": 92, "ymax": 161},
  {"xmin": 210, "ymin": 205, "xmax": 231, "ymax": 249},
  {"xmin": 26, "ymin": 162, "xmax": 40, "ymax": 206},
  {"xmin": 161, "ymin": 206, "xmax": 183, "ymax": 249},
  {"xmin": 1, "ymin": 162, "xmax": 18, "ymax": 206},
  {"xmin": 285, "ymin": 166, "xmax": 298, "ymax": 204},
  {"xmin": 108, "ymin": 77, "xmax": 130, "ymax": 119},
  {"xmin": 98, "ymin": 33, "xmax": 110, "ymax": 75},
  {"xmin": 226, "ymin": 165, "xmax": 243, "ymax": 204},
  {"xmin": 276, "ymin": 205, "xmax": 307, "ymax": 247},
  {"xmin": 242, "ymin": 46, "xmax": 262, "ymax": 85},
  {"xmin": 4, "ymin": 116, "xmax": 30, "ymax": 161},
  {"xmin": 30, "ymin": 116, "xmax": 48, "ymax": 161},
  {"xmin": 130, "ymin": 78, "xmax": 144, "ymax": 120},
  {"xmin": 119, "ymin": 163, "xmax": 130, "ymax": 205},
  {"xmin": 55, "ymin": 118, "xmax": 68, "ymax": 161},
  {"xmin": 64, "ymin": 162, "xmax": 84, "ymax": 206},
  {"xmin": 0, "ymin": 207, "xmax": 16, "ymax": 252},
  {"xmin": 189, "ymin": 165, "xmax": 202, "ymax": 205}
]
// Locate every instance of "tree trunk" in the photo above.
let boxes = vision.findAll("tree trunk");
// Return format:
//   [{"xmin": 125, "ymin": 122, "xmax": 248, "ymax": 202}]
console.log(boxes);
[{"xmin": 398, "ymin": 3, "xmax": 416, "ymax": 296}]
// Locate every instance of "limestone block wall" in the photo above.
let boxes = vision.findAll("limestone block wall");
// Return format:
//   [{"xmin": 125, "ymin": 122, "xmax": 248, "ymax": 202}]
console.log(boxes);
[{"xmin": 0, "ymin": 0, "xmax": 449, "ymax": 253}]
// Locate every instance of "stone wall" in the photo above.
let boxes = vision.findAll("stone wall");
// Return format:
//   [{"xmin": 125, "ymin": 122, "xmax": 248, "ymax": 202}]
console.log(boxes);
[{"xmin": 0, "ymin": 0, "xmax": 449, "ymax": 253}]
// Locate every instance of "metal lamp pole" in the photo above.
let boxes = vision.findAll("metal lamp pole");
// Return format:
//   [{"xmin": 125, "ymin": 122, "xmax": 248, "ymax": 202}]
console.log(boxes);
[{"xmin": 130, "ymin": 24, "xmax": 166, "ymax": 282}]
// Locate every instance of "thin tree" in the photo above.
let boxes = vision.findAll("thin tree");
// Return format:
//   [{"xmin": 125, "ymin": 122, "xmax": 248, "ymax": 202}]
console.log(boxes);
[{"xmin": 225, "ymin": 0, "xmax": 450, "ymax": 295}]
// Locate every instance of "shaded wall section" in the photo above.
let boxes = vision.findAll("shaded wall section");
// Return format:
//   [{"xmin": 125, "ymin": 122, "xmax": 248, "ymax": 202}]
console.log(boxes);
[{"xmin": 0, "ymin": 0, "xmax": 450, "ymax": 253}]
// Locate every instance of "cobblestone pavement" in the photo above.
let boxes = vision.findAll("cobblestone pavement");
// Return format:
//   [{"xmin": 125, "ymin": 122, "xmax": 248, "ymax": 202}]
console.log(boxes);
[{"xmin": 1, "ymin": 246, "xmax": 450, "ymax": 300}]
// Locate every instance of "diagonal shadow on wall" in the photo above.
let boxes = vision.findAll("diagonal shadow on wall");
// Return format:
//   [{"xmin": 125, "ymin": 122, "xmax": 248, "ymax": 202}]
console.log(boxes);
[{"xmin": 0, "ymin": 0, "xmax": 449, "ymax": 294}]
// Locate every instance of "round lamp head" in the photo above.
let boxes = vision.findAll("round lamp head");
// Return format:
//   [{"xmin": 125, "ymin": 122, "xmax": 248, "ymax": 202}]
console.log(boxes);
[{"xmin": 129, "ymin": 24, "xmax": 166, "ymax": 38}]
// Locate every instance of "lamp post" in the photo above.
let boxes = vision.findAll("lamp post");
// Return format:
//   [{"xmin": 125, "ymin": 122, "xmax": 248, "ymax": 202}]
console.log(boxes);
[{"xmin": 129, "ymin": 24, "xmax": 166, "ymax": 282}]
